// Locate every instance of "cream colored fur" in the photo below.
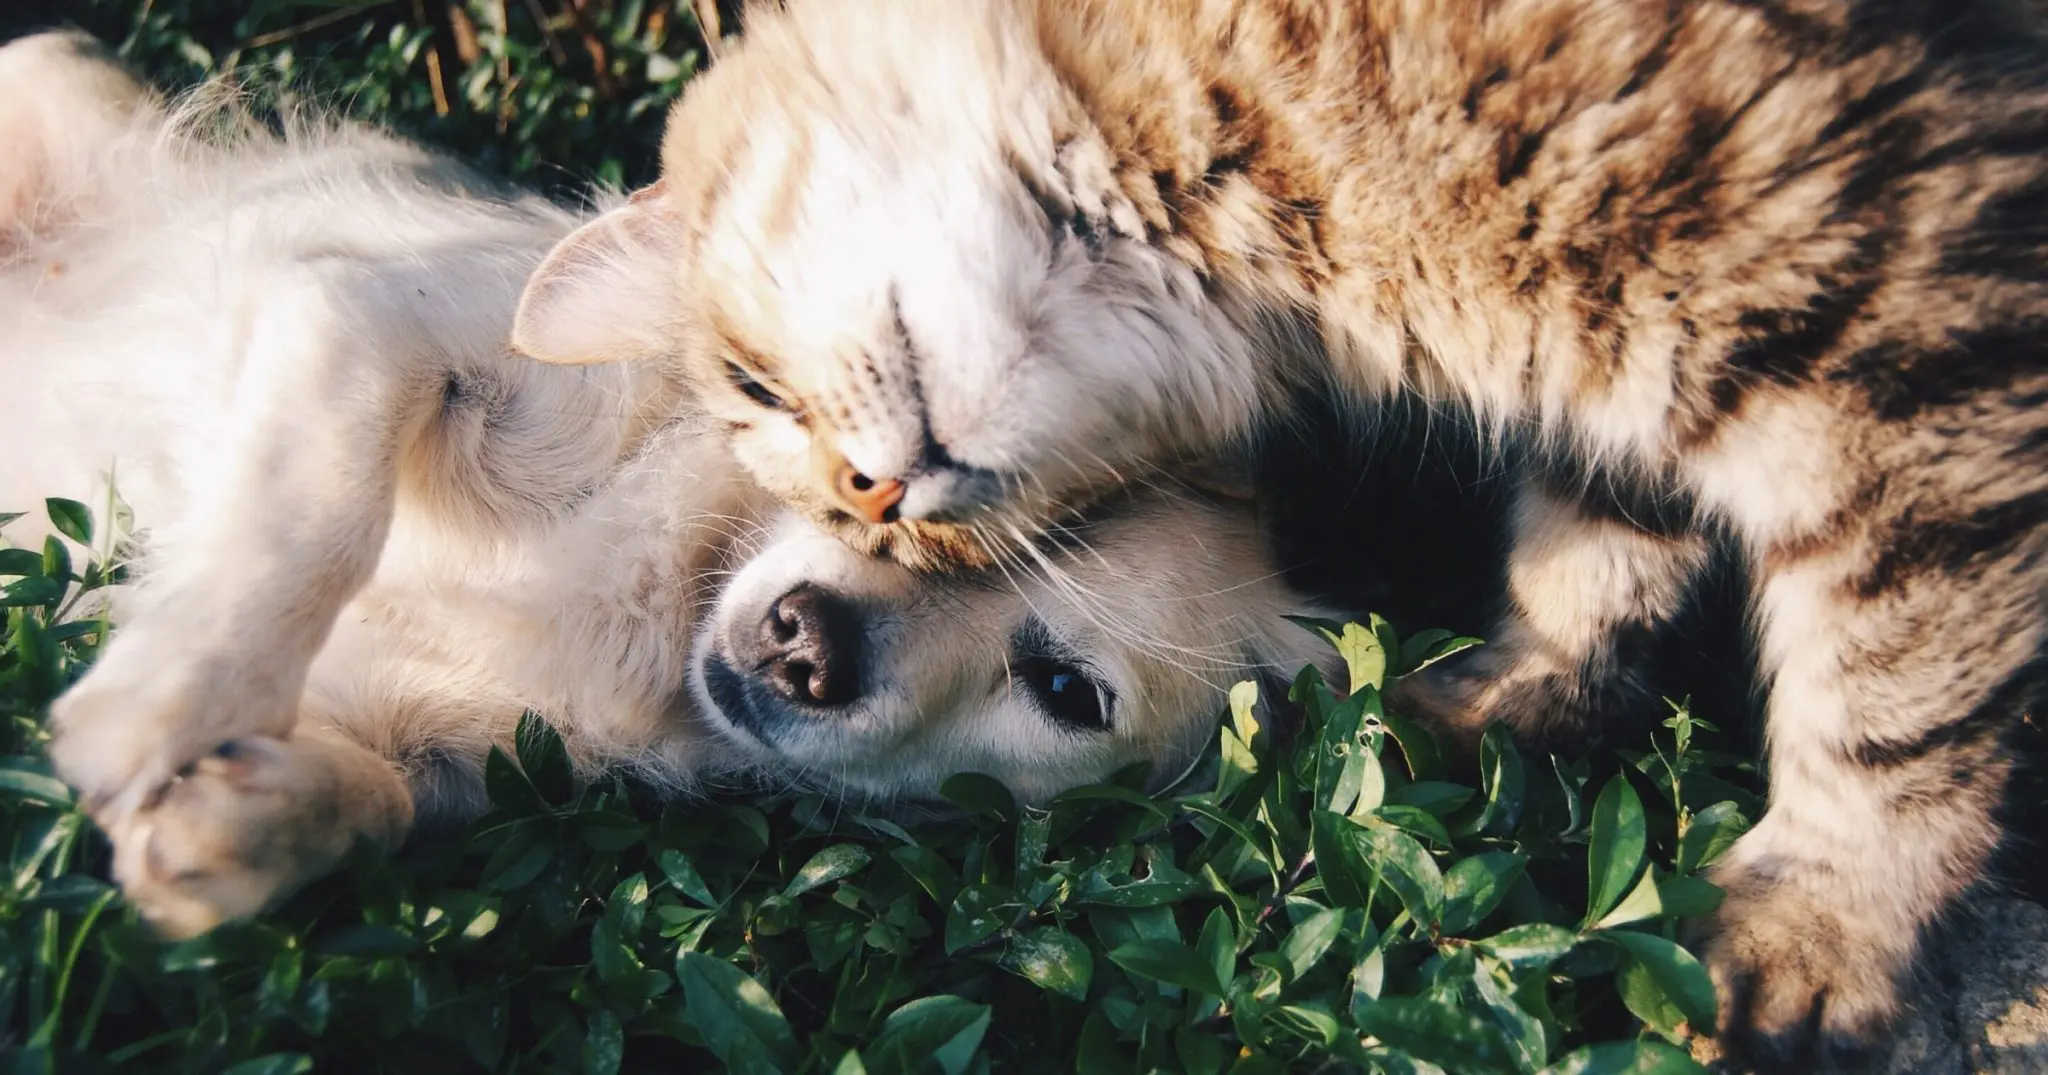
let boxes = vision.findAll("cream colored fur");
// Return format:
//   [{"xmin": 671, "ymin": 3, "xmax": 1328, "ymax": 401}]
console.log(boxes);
[
  {"xmin": 511, "ymin": 0, "xmax": 2048, "ymax": 1063},
  {"xmin": 1, "ymin": 33, "xmax": 1337, "ymax": 939}
]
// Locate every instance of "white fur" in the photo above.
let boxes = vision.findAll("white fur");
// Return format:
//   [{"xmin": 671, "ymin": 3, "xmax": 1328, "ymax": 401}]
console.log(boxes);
[{"xmin": 0, "ymin": 34, "xmax": 1338, "ymax": 937}]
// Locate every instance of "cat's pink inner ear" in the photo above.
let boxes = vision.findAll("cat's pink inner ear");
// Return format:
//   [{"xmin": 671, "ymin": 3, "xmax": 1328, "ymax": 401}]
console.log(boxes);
[{"xmin": 512, "ymin": 185, "xmax": 685, "ymax": 366}]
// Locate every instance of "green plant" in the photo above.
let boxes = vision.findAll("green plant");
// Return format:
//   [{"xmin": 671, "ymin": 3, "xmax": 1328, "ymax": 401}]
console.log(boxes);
[
  {"xmin": 46, "ymin": 0, "xmax": 717, "ymax": 191},
  {"xmin": 2, "ymin": 499, "xmax": 1761, "ymax": 1074}
]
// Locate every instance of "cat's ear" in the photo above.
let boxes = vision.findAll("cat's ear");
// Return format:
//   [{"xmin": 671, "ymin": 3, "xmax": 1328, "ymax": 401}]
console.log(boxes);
[{"xmin": 513, "ymin": 181, "xmax": 687, "ymax": 365}]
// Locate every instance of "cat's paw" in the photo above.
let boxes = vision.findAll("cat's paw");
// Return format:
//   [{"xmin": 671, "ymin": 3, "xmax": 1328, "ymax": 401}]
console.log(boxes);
[
  {"xmin": 1695, "ymin": 863, "xmax": 1907, "ymax": 1072},
  {"xmin": 104, "ymin": 735, "xmax": 410, "ymax": 938},
  {"xmin": 47, "ymin": 631, "xmax": 301, "ymax": 821}
]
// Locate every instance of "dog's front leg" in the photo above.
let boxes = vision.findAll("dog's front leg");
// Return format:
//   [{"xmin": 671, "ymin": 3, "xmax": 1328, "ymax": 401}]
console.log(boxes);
[{"xmin": 49, "ymin": 264, "xmax": 442, "ymax": 825}]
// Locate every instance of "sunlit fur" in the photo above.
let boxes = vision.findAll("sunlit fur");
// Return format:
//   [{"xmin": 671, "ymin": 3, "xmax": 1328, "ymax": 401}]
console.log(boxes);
[
  {"xmin": 1, "ymin": 33, "xmax": 1336, "ymax": 939},
  {"xmin": 512, "ymin": 0, "xmax": 2048, "ymax": 1064}
]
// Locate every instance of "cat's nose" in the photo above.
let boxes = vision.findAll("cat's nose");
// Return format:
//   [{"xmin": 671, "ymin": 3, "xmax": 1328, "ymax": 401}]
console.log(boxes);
[
  {"xmin": 753, "ymin": 584, "xmax": 862, "ymax": 708},
  {"xmin": 831, "ymin": 461, "xmax": 905, "ymax": 524}
]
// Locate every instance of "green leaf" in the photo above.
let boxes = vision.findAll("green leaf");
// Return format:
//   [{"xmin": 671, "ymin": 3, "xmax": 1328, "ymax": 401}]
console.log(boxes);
[
  {"xmin": 1000, "ymin": 926, "xmax": 1093, "ymax": 1001},
  {"xmin": 945, "ymin": 884, "xmax": 1014, "ymax": 954},
  {"xmin": 1197, "ymin": 907, "xmax": 1235, "ymax": 996},
  {"xmin": 1277, "ymin": 905, "xmax": 1345, "ymax": 983},
  {"xmin": 1593, "ymin": 869, "xmax": 1666, "ymax": 930},
  {"xmin": 1053, "ymin": 782, "xmax": 1172, "ymax": 820},
  {"xmin": 1476, "ymin": 923, "xmax": 1581, "ymax": 973},
  {"xmin": 478, "ymin": 823, "xmax": 553, "ymax": 891},
  {"xmin": 46, "ymin": 498, "xmax": 91, "ymax": 546},
  {"xmin": 1353, "ymin": 818, "xmax": 1445, "ymax": 924},
  {"xmin": 1332, "ymin": 620, "xmax": 1388, "ymax": 694},
  {"xmin": 1471, "ymin": 723, "xmax": 1526, "ymax": 838},
  {"xmin": 219, "ymin": 1055, "xmax": 314, "ymax": 1075},
  {"xmin": 512, "ymin": 710, "xmax": 573, "ymax": 803},
  {"xmin": 1378, "ymin": 708, "xmax": 1445, "ymax": 782},
  {"xmin": 0, "ymin": 511, "xmax": 21, "ymax": 530},
  {"xmin": 42, "ymin": 535, "xmax": 70, "ymax": 584},
  {"xmin": 482, "ymin": 745, "xmax": 546, "ymax": 815},
  {"xmin": 1600, "ymin": 930, "xmax": 1717, "ymax": 1035},
  {"xmin": 1352, "ymin": 996, "xmax": 1519, "ymax": 1075},
  {"xmin": 1584, "ymin": 776, "xmax": 1647, "ymax": 927},
  {"xmin": 1270, "ymin": 1002, "xmax": 1343, "ymax": 1048},
  {"xmin": 784, "ymin": 843, "xmax": 871, "ymax": 898},
  {"xmin": 1107, "ymin": 939, "xmax": 1225, "ymax": 997},
  {"xmin": 1470, "ymin": 955, "xmax": 1548, "ymax": 1072},
  {"xmin": 866, "ymin": 996, "xmax": 991, "ymax": 1075},
  {"xmin": 1675, "ymin": 801, "xmax": 1750, "ymax": 874},
  {"xmin": 1404, "ymin": 635, "xmax": 1485, "ymax": 676},
  {"xmin": 0, "ymin": 761, "xmax": 72, "ymax": 807},
  {"xmin": 1316, "ymin": 685, "xmax": 1375, "ymax": 814},
  {"xmin": 939, "ymin": 772, "xmax": 1016, "ymax": 820},
  {"xmin": 583, "ymin": 1008, "xmax": 625, "ymax": 1075},
  {"xmin": 1075, "ymin": 858, "xmax": 1204, "ymax": 907},
  {"xmin": 890, "ymin": 844, "xmax": 961, "ymax": 904},
  {"xmin": 1540, "ymin": 1039, "xmax": 1706, "ymax": 1074},
  {"xmin": 0, "ymin": 548, "xmax": 43, "ymax": 577},
  {"xmin": 1440, "ymin": 852, "xmax": 1527, "ymax": 936},
  {"xmin": 675, "ymin": 952, "xmax": 801, "ymax": 1075},
  {"xmin": 658, "ymin": 850, "xmax": 718, "ymax": 907},
  {"xmin": 1653, "ymin": 876, "xmax": 1724, "ymax": 920}
]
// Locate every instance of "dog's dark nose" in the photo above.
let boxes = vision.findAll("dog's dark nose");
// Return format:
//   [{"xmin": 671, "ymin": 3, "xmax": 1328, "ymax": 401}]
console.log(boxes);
[{"xmin": 754, "ymin": 585, "xmax": 862, "ymax": 708}]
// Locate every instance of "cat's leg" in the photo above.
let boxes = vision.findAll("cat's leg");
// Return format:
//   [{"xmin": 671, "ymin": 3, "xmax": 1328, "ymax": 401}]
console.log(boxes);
[
  {"xmin": 49, "ymin": 266, "xmax": 446, "ymax": 822},
  {"xmin": 1389, "ymin": 470, "xmax": 1710, "ymax": 751},
  {"xmin": 105, "ymin": 722, "xmax": 414, "ymax": 939},
  {"xmin": 1696, "ymin": 439, "xmax": 2042, "ymax": 1067}
]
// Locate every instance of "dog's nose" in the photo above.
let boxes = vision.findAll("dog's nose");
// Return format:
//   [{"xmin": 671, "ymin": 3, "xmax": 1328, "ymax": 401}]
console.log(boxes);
[
  {"xmin": 831, "ymin": 461, "xmax": 905, "ymax": 524},
  {"xmin": 754, "ymin": 584, "xmax": 862, "ymax": 707}
]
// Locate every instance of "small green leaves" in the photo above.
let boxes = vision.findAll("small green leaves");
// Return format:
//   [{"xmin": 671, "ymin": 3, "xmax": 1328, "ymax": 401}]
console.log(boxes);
[{"xmin": 2, "ymin": 549, "xmax": 1751, "ymax": 1074}]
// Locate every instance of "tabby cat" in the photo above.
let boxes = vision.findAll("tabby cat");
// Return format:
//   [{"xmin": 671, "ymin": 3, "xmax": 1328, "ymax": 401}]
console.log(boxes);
[{"xmin": 512, "ymin": 0, "xmax": 2048, "ymax": 1065}]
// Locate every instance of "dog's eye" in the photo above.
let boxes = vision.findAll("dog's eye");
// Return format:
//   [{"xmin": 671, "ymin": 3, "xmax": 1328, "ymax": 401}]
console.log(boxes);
[
  {"xmin": 725, "ymin": 360, "xmax": 789, "ymax": 411},
  {"xmin": 1016, "ymin": 654, "xmax": 1111, "ymax": 732}
]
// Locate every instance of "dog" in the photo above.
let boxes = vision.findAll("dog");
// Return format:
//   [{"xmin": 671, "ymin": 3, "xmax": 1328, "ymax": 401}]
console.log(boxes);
[{"xmin": 0, "ymin": 31, "xmax": 1339, "ymax": 938}]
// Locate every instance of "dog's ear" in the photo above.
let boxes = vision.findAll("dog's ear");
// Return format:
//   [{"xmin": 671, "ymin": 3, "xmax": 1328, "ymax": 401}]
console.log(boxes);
[{"xmin": 513, "ymin": 181, "xmax": 687, "ymax": 366}]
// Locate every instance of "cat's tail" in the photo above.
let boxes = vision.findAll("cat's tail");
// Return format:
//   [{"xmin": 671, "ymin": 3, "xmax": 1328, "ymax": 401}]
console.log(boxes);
[{"xmin": 0, "ymin": 30, "xmax": 153, "ymax": 259}]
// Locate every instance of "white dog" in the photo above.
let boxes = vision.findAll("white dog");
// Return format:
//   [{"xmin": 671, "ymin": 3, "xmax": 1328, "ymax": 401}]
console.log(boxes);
[{"xmin": 0, "ymin": 32, "xmax": 1338, "ymax": 938}]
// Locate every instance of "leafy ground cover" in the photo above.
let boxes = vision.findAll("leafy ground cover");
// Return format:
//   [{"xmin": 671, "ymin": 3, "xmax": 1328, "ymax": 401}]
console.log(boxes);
[
  {"xmin": 2, "ymin": 499, "xmax": 1760, "ymax": 1073},
  {"xmin": 1, "ymin": 6, "xmax": 1784, "ymax": 1070}
]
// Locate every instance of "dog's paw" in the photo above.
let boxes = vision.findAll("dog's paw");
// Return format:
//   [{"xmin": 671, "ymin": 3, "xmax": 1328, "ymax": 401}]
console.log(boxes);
[
  {"xmin": 104, "ymin": 735, "xmax": 410, "ymax": 939},
  {"xmin": 48, "ymin": 631, "xmax": 301, "ymax": 820},
  {"xmin": 1695, "ymin": 863, "xmax": 1907, "ymax": 1072}
]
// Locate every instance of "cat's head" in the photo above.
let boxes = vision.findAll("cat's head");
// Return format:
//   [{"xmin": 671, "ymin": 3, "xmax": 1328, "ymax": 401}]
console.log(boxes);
[{"xmin": 512, "ymin": 0, "xmax": 1267, "ymax": 571}]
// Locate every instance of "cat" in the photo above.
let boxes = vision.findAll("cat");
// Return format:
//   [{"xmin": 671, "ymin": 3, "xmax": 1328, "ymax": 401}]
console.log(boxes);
[
  {"xmin": 509, "ymin": 0, "xmax": 2048, "ymax": 1065},
  {"xmin": 4, "ymin": 30, "xmax": 1336, "ymax": 938}
]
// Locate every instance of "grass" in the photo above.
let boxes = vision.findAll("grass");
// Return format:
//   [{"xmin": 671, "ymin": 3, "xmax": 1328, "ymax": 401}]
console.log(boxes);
[
  {"xmin": 4, "ymin": 5, "xmax": 1771, "ymax": 1071},
  {"xmin": 2, "ymin": 498, "xmax": 1763, "ymax": 1073}
]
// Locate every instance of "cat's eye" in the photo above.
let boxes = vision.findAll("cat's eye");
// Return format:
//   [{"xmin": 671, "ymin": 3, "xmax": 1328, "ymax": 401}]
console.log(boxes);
[
  {"xmin": 725, "ymin": 359, "xmax": 789, "ymax": 411},
  {"xmin": 1015, "ymin": 653, "xmax": 1112, "ymax": 732}
]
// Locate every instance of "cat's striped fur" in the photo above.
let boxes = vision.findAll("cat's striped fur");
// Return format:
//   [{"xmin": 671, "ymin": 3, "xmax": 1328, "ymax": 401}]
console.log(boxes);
[{"xmin": 512, "ymin": 0, "xmax": 2048, "ymax": 1066}]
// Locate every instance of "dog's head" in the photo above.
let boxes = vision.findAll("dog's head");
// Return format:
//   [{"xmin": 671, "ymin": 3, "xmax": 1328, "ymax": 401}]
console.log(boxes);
[{"xmin": 690, "ymin": 485, "xmax": 1338, "ymax": 804}]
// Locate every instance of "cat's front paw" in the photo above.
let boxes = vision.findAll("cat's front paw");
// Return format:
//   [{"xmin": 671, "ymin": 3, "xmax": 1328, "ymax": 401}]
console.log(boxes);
[
  {"xmin": 104, "ymin": 735, "xmax": 411, "ymax": 938},
  {"xmin": 1696, "ymin": 862, "xmax": 1909, "ymax": 1072}
]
